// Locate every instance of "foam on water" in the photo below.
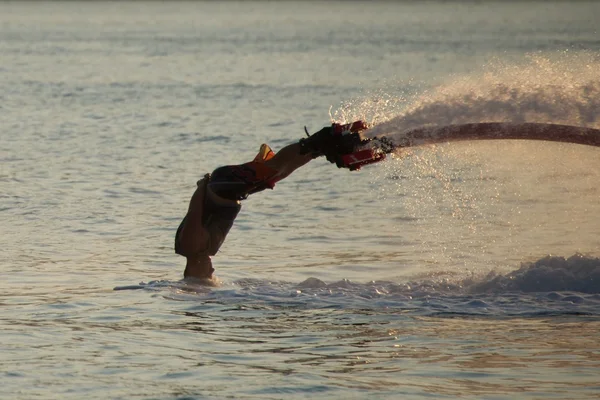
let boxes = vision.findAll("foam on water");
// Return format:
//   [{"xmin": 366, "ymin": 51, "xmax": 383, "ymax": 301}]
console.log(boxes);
[
  {"xmin": 467, "ymin": 254, "xmax": 600, "ymax": 294},
  {"xmin": 117, "ymin": 254, "xmax": 600, "ymax": 317}
]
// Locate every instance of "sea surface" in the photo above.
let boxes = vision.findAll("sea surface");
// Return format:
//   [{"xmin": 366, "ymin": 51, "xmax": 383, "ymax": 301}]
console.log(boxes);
[{"xmin": 2, "ymin": 1, "xmax": 600, "ymax": 399}]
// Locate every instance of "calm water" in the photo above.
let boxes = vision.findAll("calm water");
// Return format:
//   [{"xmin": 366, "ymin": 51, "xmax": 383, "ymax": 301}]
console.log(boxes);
[{"xmin": 2, "ymin": 1, "xmax": 600, "ymax": 399}]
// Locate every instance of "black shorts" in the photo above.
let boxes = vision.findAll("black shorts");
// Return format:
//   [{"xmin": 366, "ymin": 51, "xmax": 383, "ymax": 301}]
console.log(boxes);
[{"xmin": 209, "ymin": 163, "xmax": 274, "ymax": 201}]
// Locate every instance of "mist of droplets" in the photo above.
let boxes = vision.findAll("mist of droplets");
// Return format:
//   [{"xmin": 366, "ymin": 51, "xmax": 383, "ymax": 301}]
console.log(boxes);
[
  {"xmin": 332, "ymin": 52, "xmax": 600, "ymax": 137},
  {"xmin": 332, "ymin": 52, "xmax": 600, "ymax": 276}
]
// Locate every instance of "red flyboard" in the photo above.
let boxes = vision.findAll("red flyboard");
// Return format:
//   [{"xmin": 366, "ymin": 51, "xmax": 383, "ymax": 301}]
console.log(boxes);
[{"xmin": 340, "ymin": 148, "xmax": 386, "ymax": 171}]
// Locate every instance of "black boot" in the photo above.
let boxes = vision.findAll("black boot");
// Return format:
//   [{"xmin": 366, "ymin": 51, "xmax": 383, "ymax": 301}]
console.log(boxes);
[
  {"xmin": 299, "ymin": 121, "xmax": 369, "ymax": 160},
  {"xmin": 298, "ymin": 125, "xmax": 335, "ymax": 158}
]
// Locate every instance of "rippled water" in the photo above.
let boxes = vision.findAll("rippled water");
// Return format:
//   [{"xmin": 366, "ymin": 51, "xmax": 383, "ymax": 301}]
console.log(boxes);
[{"xmin": 2, "ymin": 1, "xmax": 600, "ymax": 399}]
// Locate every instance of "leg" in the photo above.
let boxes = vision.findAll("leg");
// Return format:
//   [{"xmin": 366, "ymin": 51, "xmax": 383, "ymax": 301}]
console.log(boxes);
[{"xmin": 264, "ymin": 143, "xmax": 313, "ymax": 182}]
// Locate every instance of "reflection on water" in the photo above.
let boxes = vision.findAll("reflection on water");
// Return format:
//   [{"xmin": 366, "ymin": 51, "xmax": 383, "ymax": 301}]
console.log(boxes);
[
  {"xmin": 175, "ymin": 309, "xmax": 600, "ymax": 398},
  {"xmin": 7, "ymin": 291, "xmax": 599, "ymax": 399}
]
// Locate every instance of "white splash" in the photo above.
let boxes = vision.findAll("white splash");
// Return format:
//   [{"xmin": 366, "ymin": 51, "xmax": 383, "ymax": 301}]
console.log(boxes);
[{"xmin": 332, "ymin": 52, "xmax": 600, "ymax": 138}]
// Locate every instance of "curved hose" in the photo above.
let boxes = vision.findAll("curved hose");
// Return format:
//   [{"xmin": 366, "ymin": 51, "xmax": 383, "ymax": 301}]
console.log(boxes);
[{"xmin": 390, "ymin": 123, "xmax": 600, "ymax": 148}]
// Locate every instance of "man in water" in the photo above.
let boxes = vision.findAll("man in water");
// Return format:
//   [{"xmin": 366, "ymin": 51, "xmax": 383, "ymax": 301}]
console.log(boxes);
[{"xmin": 175, "ymin": 123, "xmax": 363, "ymax": 280}]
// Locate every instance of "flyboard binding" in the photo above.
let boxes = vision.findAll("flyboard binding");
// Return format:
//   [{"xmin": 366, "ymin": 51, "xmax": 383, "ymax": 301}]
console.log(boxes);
[{"xmin": 304, "ymin": 121, "xmax": 394, "ymax": 171}]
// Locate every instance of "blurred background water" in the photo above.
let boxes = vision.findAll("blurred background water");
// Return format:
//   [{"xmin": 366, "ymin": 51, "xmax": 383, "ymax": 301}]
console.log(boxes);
[{"xmin": 1, "ymin": 1, "xmax": 600, "ymax": 399}]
